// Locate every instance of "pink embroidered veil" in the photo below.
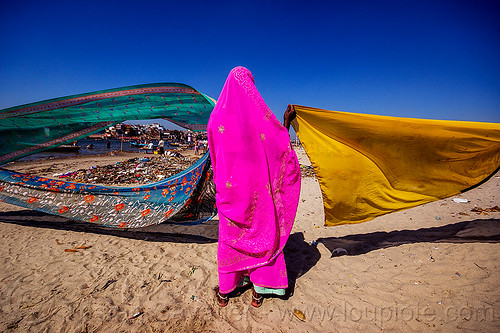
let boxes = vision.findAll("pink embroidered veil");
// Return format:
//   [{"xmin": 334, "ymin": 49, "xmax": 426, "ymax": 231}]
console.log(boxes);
[{"xmin": 207, "ymin": 67, "xmax": 301, "ymax": 293}]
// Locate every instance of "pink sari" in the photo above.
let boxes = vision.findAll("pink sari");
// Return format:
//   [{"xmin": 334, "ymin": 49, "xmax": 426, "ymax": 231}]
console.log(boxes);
[{"xmin": 207, "ymin": 67, "xmax": 301, "ymax": 294}]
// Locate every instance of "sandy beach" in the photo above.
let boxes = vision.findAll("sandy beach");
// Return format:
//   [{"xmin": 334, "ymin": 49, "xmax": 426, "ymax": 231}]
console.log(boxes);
[{"xmin": 0, "ymin": 146, "xmax": 498, "ymax": 332}]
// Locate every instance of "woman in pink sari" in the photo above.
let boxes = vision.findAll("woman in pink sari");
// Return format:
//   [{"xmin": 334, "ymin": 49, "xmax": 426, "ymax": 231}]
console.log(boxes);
[{"xmin": 207, "ymin": 67, "xmax": 301, "ymax": 307}]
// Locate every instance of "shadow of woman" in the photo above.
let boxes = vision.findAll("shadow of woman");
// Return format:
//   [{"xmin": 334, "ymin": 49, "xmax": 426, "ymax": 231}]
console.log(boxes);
[
  {"xmin": 283, "ymin": 232, "xmax": 321, "ymax": 299},
  {"xmin": 0, "ymin": 209, "xmax": 219, "ymax": 244},
  {"xmin": 317, "ymin": 218, "xmax": 500, "ymax": 257}
]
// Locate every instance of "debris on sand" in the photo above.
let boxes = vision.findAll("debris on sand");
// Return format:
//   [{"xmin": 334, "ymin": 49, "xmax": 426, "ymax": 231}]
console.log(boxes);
[
  {"xmin": 53, "ymin": 155, "xmax": 197, "ymax": 185},
  {"xmin": 300, "ymin": 165, "xmax": 316, "ymax": 177}
]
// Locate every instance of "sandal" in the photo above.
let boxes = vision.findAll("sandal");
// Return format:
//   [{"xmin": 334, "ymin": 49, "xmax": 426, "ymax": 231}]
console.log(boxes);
[
  {"xmin": 215, "ymin": 287, "xmax": 229, "ymax": 307},
  {"xmin": 251, "ymin": 287, "xmax": 263, "ymax": 308}
]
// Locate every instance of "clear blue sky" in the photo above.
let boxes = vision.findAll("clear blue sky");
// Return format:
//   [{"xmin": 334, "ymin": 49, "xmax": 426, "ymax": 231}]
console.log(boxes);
[{"xmin": 1, "ymin": 0, "xmax": 499, "ymax": 127}]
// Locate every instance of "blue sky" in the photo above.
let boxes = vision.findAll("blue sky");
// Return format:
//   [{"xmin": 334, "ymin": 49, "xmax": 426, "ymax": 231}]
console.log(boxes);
[{"xmin": 1, "ymin": 0, "xmax": 499, "ymax": 127}]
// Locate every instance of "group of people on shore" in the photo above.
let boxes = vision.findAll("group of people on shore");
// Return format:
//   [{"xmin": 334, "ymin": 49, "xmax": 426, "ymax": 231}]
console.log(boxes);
[{"xmin": 135, "ymin": 138, "xmax": 207, "ymax": 156}]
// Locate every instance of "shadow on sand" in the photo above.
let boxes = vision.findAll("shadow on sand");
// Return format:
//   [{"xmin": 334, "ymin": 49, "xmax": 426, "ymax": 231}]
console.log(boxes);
[
  {"xmin": 316, "ymin": 218, "xmax": 500, "ymax": 257},
  {"xmin": 1, "ymin": 210, "xmax": 499, "ymax": 300},
  {"xmin": 0, "ymin": 209, "xmax": 219, "ymax": 244},
  {"xmin": 282, "ymin": 218, "xmax": 500, "ymax": 298}
]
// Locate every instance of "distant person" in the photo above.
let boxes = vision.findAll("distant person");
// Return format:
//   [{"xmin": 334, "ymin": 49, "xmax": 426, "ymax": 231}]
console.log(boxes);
[
  {"xmin": 106, "ymin": 140, "xmax": 111, "ymax": 149},
  {"xmin": 199, "ymin": 141, "xmax": 205, "ymax": 154},
  {"xmin": 194, "ymin": 140, "xmax": 199, "ymax": 155},
  {"xmin": 207, "ymin": 67, "xmax": 300, "ymax": 308},
  {"xmin": 158, "ymin": 139, "xmax": 165, "ymax": 155}
]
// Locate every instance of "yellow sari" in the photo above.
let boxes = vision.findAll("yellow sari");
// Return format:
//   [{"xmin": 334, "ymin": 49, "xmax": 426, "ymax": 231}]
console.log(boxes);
[{"xmin": 292, "ymin": 105, "xmax": 500, "ymax": 226}]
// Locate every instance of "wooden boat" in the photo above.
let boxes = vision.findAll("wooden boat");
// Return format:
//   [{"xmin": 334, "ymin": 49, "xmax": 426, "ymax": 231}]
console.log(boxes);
[{"xmin": 130, "ymin": 142, "xmax": 147, "ymax": 148}]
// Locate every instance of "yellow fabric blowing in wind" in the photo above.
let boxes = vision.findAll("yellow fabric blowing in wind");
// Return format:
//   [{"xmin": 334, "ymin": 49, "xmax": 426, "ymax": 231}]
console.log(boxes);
[{"xmin": 292, "ymin": 105, "xmax": 500, "ymax": 226}]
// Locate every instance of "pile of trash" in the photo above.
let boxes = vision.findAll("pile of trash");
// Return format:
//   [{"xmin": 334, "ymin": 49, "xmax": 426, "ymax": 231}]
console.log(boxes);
[
  {"xmin": 300, "ymin": 164, "xmax": 316, "ymax": 178},
  {"xmin": 55, "ymin": 156, "xmax": 198, "ymax": 185},
  {"xmin": 471, "ymin": 206, "xmax": 500, "ymax": 214}
]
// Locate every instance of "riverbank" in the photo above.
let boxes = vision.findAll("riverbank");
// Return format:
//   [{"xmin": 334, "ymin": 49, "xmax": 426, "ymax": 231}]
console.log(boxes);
[{"xmin": 0, "ymin": 146, "xmax": 499, "ymax": 332}]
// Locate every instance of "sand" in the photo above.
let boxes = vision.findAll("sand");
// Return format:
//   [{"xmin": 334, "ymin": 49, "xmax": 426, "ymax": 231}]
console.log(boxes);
[{"xmin": 0, "ymin": 146, "xmax": 498, "ymax": 332}]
